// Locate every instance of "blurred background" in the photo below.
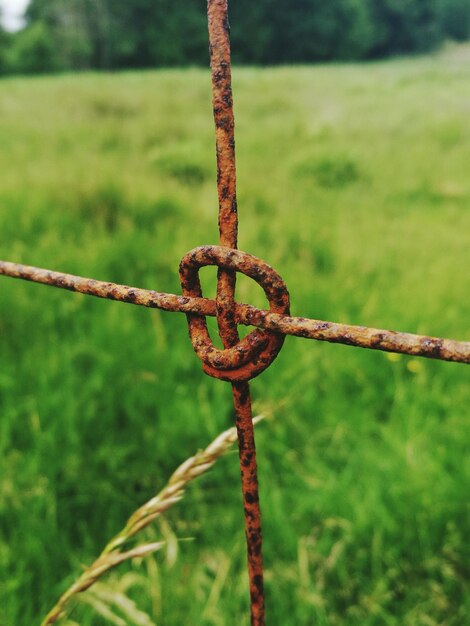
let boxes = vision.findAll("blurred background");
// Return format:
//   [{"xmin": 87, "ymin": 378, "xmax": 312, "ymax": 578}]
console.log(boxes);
[
  {"xmin": 0, "ymin": 1, "xmax": 469, "ymax": 626},
  {"xmin": 0, "ymin": 0, "xmax": 470, "ymax": 72}
]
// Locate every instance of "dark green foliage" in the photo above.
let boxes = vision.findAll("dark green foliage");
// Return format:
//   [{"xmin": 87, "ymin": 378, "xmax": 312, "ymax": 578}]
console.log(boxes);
[
  {"xmin": 0, "ymin": 0, "xmax": 468, "ymax": 74},
  {"xmin": 25, "ymin": 0, "xmax": 208, "ymax": 69},
  {"xmin": 107, "ymin": 0, "xmax": 208, "ymax": 69},
  {"xmin": 230, "ymin": 0, "xmax": 378, "ymax": 63},
  {"xmin": 8, "ymin": 21, "xmax": 60, "ymax": 74},
  {"xmin": 438, "ymin": 0, "xmax": 470, "ymax": 41},
  {"xmin": 366, "ymin": 0, "xmax": 442, "ymax": 57},
  {"xmin": 0, "ymin": 22, "xmax": 10, "ymax": 74}
]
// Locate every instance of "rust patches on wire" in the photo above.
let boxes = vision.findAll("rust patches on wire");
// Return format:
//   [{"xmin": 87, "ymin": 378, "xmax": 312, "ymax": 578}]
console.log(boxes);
[
  {"xmin": 232, "ymin": 381, "xmax": 265, "ymax": 625},
  {"xmin": 0, "ymin": 0, "xmax": 469, "ymax": 624},
  {"xmin": 180, "ymin": 246, "xmax": 290, "ymax": 382},
  {"xmin": 1, "ymin": 259, "xmax": 469, "ymax": 365},
  {"xmin": 208, "ymin": 0, "xmax": 239, "ymax": 351},
  {"xmin": 206, "ymin": 2, "xmax": 266, "ymax": 623}
]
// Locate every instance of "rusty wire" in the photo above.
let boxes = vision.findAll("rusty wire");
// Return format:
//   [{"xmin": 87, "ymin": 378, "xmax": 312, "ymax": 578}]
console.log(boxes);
[
  {"xmin": 1, "ymin": 259, "xmax": 469, "ymax": 365},
  {"xmin": 205, "ymin": 2, "xmax": 265, "ymax": 622},
  {"xmin": 0, "ymin": 0, "xmax": 469, "ymax": 624}
]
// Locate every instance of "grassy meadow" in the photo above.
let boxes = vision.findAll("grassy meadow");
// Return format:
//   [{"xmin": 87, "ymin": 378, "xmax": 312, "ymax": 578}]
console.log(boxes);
[{"xmin": 0, "ymin": 45, "xmax": 469, "ymax": 625}]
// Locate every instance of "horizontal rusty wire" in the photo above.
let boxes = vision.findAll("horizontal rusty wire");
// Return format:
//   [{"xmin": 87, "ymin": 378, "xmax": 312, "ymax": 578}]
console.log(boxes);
[{"xmin": 1, "ymin": 258, "xmax": 469, "ymax": 365}]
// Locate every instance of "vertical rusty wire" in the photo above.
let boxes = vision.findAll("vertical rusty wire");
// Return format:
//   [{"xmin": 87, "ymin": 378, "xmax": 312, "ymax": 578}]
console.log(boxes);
[
  {"xmin": 208, "ymin": 1, "xmax": 265, "ymax": 623},
  {"xmin": 208, "ymin": 0, "xmax": 239, "ymax": 346},
  {"xmin": 232, "ymin": 381, "xmax": 265, "ymax": 625}
]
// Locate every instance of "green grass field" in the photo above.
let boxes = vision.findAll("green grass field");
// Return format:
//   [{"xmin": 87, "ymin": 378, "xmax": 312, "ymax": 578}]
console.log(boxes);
[{"xmin": 0, "ymin": 45, "xmax": 469, "ymax": 626}]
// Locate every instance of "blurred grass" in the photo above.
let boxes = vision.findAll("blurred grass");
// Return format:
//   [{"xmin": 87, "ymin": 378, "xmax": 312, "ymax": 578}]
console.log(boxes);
[{"xmin": 0, "ymin": 45, "xmax": 469, "ymax": 625}]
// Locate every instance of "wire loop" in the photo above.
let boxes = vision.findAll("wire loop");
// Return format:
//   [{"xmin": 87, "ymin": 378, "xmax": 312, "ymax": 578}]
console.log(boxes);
[{"xmin": 180, "ymin": 245, "xmax": 290, "ymax": 382}]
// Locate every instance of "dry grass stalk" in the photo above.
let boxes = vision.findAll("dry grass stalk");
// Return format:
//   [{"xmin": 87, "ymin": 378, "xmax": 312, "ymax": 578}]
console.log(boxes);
[{"xmin": 40, "ymin": 415, "xmax": 264, "ymax": 626}]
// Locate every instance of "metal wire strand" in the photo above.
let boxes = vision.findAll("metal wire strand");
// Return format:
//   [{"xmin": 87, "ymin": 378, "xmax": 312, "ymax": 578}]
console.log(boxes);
[
  {"xmin": 207, "ymin": 2, "xmax": 266, "ymax": 623},
  {"xmin": 1, "ymin": 260, "xmax": 469, "ymax": 365}
]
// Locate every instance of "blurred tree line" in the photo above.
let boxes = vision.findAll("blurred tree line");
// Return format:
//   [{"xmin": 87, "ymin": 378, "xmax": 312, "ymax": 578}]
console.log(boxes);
[{"xmin": 0, "ymin": 0, "xmax": 469, "ymax": 74}]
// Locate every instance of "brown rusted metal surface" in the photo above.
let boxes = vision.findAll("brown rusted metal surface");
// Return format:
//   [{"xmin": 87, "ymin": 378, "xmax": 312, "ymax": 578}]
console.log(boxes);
[
  {"xmin": 236, "ymin": 306, "xmax": 470, "ymax": 364},
  {"xmin": 180, "ymin": 246, "xmax": 290, "ymax": 382},
  {"xmin": 232, "ymin": 381, "xmax": 265, "ymax": 626},
  {"xmin": 207, "ymin": 2, "xmax": 266, "ymax": 622},
  {"xmin": 208, "ymin": 0, "xmax": 239, "ymax": 350},
  {"xmin": 1, "ymin": 260, "xmax": 469, "ymax": 365},
  {"xmin": 208, "ymin": 0, "xmax": 238, "ymax": 250},
  {"xmin": 0, "ymin": 260, "xmax": 212, "ymax": 315}
]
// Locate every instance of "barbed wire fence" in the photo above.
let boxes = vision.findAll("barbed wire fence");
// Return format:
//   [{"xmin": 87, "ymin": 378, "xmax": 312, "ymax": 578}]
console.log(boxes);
[{"xmin": 1, "ymin": 1, "xmax": 469, "ymax": 625}]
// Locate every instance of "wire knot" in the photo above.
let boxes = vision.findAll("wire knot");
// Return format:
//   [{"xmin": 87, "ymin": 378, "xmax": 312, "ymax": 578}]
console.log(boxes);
[{"xmin": 180, "ymin": 245, "xmax": 290, "ymax": 382}]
